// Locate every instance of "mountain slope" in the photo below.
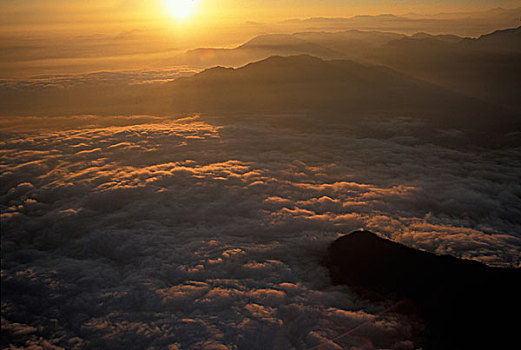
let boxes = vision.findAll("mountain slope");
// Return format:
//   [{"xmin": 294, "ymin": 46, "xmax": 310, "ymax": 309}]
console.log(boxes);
[
  {"xmin": 368, "ymin": 26, "xmax": 521, "ymax": 111},
  {"xmin": 176, "ymin": 26, "xmax": 521, "ymax": 112},
  {"xmin": 2, "ymin": 54, "xmax": 518, "ymax": 146},
  {"xmin": 325, "ymin": 231, "xmax": 521, "ymax": 349},
  {"xmin": 166, "ymin": 54, "xmax": 517, "ymax": 131}
]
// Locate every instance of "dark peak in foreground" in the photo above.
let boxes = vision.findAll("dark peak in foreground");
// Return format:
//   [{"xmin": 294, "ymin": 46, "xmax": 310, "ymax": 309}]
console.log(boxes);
[
  {"xmin": 326, "ymin": 230, "xmax": 498, "ymax": 291},
  {"xmin": 325, "ymin": 231, "xmax": 521, "ymax": 349}
]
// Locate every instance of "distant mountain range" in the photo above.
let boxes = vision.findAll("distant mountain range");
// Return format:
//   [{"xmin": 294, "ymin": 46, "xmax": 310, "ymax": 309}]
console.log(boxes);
[
  {"xmin": 277, "ymin": 7, "xmax": 521, "ymax": 36},
  {"xmin": 370, "ymin": 26, "xmax": 521, "ymax": 111},
  {"xmin": 174, "ymin": 30, "xmax": 404, "ymax": 67},
  {"xmin": 2, "ymin": 52, "xmax": 518, "ymax": 144},
  {"xmin": 167, "ymin": 54, "xmax": 511, "ymax": 127},
  {"xmin": 2, "ymin": 25, "xmax": 519, "ymax": 147},
  {"xmin": 179, "ymin": 34, "xmax": 346, "ymax": 67},
  {"xmin": 174, "ymin": 26, "xmax": 521, "ymax": 112}
]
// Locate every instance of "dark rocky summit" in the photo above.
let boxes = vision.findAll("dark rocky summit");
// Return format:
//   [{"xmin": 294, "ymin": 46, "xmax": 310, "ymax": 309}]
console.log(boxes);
[{"xmin": 325, "ymin": 231, "xmax": 521, "ymax": 349}]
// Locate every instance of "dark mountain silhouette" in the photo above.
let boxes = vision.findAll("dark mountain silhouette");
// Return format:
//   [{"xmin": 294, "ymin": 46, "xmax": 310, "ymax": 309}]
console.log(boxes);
[
  {"xmin": 325, "ymin": 231, "xmax": 521, "ymax": 349},
  {"xmin": 174, "ymin": 26, "xmax": 521, "ymax": 112},
  {"xmin": 2, "ymin": 53, "xmax": 519, "ymax": 148},
  {"xmin": 2, "ymin": 54, "xmax": 519, "ymax": 146},
  {"xmin": 368, "ymin": 26, "xmax": 521, "ymax": 111},
  {"xmin": 166, "ymin": 55, "xmax": 518, "ymax": 133}
]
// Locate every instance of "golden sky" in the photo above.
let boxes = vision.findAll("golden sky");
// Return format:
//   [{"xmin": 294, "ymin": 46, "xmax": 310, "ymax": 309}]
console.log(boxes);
[
  {"xmin": 3, "ymin": 0, "xmax": 521, "ymax": 28},
  {"xmin": 1, "ymin": 0, "xmax": 520, "ymax": 78}
]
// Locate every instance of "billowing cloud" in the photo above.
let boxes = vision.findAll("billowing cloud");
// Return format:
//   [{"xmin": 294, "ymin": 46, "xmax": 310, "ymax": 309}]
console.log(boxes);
[{"xmin": 1, "ymin": 115, "xmax": 520, "ymax": 349}]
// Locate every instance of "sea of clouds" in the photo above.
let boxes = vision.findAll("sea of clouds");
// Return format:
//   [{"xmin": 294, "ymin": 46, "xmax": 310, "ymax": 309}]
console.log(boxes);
[{"xmin": 2, "ymin": 115, "xmax": 520, "ymax": 349}]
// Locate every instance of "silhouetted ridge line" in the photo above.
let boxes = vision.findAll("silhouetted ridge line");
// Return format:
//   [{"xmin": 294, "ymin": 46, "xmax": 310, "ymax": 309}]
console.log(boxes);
[
  {"xmin": 325, "ymin": 231, "xmax": 521, "ymax": 349},
  {"xmin": 168, "ymin": 54, "xmax": 518, "ymax": 133}
]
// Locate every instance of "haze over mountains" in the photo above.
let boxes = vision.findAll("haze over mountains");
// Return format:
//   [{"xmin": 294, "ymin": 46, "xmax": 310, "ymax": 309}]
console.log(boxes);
[
  {"xmin": 4, "ymin": 25, "xmax": 519, "ymax": 122},
  {"xmin": 2, "ymin": 54, "xmax": 516, "ymax": 142},
  {"xmin": 2, "ymin": 25, "xmax": 520, "ymax": 150},
  {"xmin": 276, "ymin": 7, "xmax": 521, "ymax": 36},
  {"xmin": 370, "ymin": 26, "xmax": 521, "ymax": 111},
  {"xmin": 1, "ymin": 6, "xmax": 520, "ymax": 78},
  {"xmin": 174, "ymin": 25, "xmax": 521, "ymax": 112},
  {"xmin": 180, "ymin": 34, "xmax": 347, "ymax": 67},
  {"xmin": 167, "ymin": 55, "xmax": 518, "ymax": 136}
]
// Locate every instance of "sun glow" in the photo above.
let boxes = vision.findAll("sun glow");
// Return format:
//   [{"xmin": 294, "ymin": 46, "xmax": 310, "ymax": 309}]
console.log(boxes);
[{"xmin": 164, "ymin": 0, "xmax": 197, "ymax": 20}]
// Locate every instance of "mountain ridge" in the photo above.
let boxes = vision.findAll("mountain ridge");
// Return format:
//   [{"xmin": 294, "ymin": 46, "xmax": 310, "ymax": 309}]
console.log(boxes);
[
  {"xmin": 325, "ymin": 230, "xmax": 521, "ymax": 349},
  {"xmin": 168, "ymin": 54, "xmax": 517, "ymax": 129}
]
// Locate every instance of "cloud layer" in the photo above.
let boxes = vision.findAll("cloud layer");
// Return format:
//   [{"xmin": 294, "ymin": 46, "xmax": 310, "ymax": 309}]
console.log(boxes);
[{"xmin": 2, "ymin": 115, "xmax": 520, "ymax": 349}]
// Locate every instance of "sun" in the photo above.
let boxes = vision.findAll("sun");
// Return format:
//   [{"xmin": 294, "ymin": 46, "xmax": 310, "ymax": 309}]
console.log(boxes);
[{"xmin": 164, "ymin": 0, "xmax": 198, "ymax": 20}]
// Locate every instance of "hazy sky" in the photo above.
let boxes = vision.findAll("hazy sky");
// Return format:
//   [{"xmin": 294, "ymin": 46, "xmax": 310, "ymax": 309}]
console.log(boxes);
[
  {"xmin": 1, "ymin": 0, "xmax": 520, "ymax": 78},
  {"xmin": 2, "ymin": 1, "xmax": 521, "ymax": 37},
  {"xmin": 2, "ymin": 0, "xmax": 521, "ymax": 26}
]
